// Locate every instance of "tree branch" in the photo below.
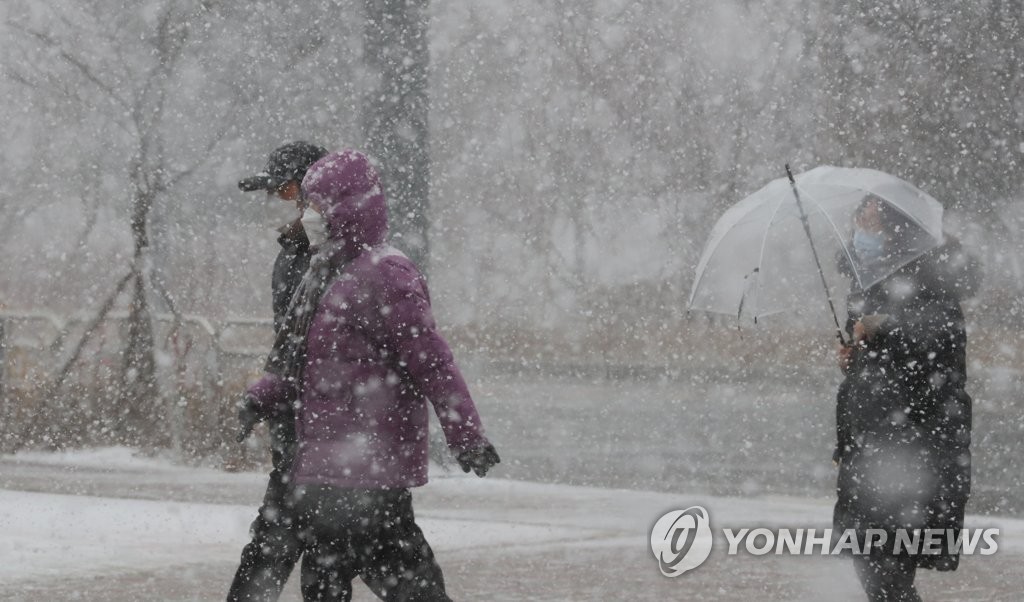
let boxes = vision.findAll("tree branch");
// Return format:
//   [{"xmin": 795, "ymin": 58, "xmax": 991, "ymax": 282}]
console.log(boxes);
[
  {"xmin": 47, "ymin": 269, "xmax": 135, "ymax": 392},
  {"xmin": 20, "ymin": 27, "xmax": 133, "ymax": 114},
  {"xmin": 163, "ymin": 118, "xmax": 232, "ymax": 191}
]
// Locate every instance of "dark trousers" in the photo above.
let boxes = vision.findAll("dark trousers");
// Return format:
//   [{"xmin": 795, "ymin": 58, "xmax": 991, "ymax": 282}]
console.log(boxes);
[
  {"xmin": 228, "ymin": 426, "xmax": 303, "ymax": 602},
  {"xmin": 293, "ymin": 485, "xmax": 451, "ymax": 602},
  {"xmin": 853, "ymin": 553, "xmax": 920, "ymax": 602}
]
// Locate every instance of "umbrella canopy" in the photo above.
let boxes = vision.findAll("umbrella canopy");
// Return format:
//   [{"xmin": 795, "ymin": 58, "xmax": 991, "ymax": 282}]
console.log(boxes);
[{"xmin": 688, "ymin": 166, "xmax": 944, "ymax": 328}]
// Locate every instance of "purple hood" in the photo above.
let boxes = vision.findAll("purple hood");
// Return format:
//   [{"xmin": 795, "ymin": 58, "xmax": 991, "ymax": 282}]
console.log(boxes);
[{"xmin": 302, "ymin": 149, "xmax": 388, "ymax": 263}]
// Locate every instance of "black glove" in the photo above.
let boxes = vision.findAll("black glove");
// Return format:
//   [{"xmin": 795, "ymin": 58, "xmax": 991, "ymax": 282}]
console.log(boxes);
[
  {"xmin": 236, "ymin": 395, "xmax": 261, "ymax": 443},
  {"xmin": 456, "ymin": 443, "xmax": 501, "ymax": 477}
]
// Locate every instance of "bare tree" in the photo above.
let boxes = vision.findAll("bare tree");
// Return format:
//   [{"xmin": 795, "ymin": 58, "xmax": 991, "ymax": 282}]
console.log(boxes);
[{"xmin": 5, "ymin": 1, "xmax": 233, "ymax": 446}]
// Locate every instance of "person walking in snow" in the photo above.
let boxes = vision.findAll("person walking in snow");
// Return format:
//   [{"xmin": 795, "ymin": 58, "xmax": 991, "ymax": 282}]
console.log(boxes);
[
  {"xmin": 833, "ymin": 197, "xmax": 981, "ymax": 601},
  {"xmin": 228, "ymin": 140, "xmax": 327, "ymax": 602},
  {"xmin": 243, "ymin": 149, "xmax": 500, "ymax": 601}
]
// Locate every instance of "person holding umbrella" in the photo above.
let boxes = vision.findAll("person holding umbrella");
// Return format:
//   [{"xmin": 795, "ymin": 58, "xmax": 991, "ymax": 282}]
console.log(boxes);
[
  {"xmin": 688, "ymin": 166, "xmax": 982, "ymax": 600},
  {"xmin": 833, "ymin": 196, "xmax": 981, "ymax": 601}
]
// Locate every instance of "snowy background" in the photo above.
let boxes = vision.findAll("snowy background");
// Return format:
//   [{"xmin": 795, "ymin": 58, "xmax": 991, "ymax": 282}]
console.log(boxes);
[{"xmin": 1, "ymin": 0, "xmax": 1022, "ymax": 599}]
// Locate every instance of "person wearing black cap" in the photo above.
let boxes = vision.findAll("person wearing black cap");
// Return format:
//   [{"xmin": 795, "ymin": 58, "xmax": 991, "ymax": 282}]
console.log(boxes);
[
  {"xmin": 228, "ymin": 140, "xmax": 327, "ymax": 602},
  {"xmin": 238, "ymin": 141, "xmax": 329, "ymax": 333}
]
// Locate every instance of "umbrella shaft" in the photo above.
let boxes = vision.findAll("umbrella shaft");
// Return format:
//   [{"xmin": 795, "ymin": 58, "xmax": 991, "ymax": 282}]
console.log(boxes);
[{"xmin": 786, "ymin": 165, "xmax": 846, "ymax": 344}]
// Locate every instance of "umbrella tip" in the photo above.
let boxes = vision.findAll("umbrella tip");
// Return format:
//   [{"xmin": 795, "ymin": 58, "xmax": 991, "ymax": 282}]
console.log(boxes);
[{"xmin": 785, "ymin": 164, "xmax": 795, "ymax": 182}]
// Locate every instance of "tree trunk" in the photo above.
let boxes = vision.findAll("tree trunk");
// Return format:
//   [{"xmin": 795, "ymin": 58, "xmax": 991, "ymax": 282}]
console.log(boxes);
[
  {"xmin": 117, "ymin": 192, "xmax": 162, "ymax": 447},
  {"xmin": 362, "ymin": 0, "xmax": 431, "ymax": 272}
]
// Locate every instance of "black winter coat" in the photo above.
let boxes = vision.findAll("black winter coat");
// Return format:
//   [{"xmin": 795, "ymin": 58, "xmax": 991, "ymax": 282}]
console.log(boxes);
[
  {"xmin": 272, "ymin": 222, "xmax": 312, "ymax": 334},
  {"xmin": 266, "ymin": 222, "xmax": 311, "ymax": 463},
  {"xmin": 833, "ymin": 239, "xmax": 980, "ymax": 571}
]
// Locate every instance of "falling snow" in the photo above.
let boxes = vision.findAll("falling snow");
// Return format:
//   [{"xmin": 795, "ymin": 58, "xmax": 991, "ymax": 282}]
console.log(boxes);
[{"xmin": 1, "ymin": 1, "xmax": 1022, "ymax": 600}]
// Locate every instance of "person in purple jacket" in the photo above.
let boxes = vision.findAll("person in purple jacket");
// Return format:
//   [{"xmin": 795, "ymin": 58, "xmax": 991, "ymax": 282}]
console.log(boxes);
[{"xmin": 241, "ymin": 149, "xmax": 499, "ymax": 601}]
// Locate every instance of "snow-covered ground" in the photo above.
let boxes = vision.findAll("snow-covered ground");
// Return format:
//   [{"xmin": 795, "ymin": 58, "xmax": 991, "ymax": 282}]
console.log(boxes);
[{"xmin": 1, "ymin": 447, "xmax": 1022, "ymax": 601}]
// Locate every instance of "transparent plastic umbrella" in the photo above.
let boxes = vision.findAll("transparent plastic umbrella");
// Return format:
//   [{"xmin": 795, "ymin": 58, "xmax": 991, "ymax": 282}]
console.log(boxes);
[{"xmin": 688, "ymin": 166, "xmax": 944, "ymax": 341}]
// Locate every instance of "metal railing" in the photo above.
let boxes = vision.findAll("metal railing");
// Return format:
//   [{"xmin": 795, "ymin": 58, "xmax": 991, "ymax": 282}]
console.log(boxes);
[{"xmin": 0, "ymin": 309, "xmax": 275, "ymax": 457}]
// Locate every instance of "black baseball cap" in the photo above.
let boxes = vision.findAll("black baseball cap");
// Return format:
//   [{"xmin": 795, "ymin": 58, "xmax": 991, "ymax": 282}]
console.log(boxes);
[{"xmin": 238, "ymin": 141, "xmax": 328, "ymax": 192}]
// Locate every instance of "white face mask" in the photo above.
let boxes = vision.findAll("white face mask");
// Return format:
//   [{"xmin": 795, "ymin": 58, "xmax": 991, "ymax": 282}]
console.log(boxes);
[
  {"xmin": 266, "ymin": 199, "xmax": 299, "ymax": 230},
  {"xmin": 301, "ymin": 209, "xmax": 329, "ymax": 247}
]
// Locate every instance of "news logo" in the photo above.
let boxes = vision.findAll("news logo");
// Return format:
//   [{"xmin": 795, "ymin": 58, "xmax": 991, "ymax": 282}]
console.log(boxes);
[{"xmin": 650, "ymin": 506, "xmax": 714, "ymax": 577}]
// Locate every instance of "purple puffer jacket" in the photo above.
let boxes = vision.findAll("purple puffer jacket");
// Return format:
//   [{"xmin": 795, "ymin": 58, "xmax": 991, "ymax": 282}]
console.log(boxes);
[{"xmin": 247, "ymin": 149, "xmax": 490, "ymax": 489}]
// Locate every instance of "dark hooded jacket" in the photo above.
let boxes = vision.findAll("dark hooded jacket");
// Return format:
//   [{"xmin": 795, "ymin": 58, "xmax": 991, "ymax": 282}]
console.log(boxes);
[{"xmin": 833, "ymin": 238, "xmax": 981, "ymax": 570}]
